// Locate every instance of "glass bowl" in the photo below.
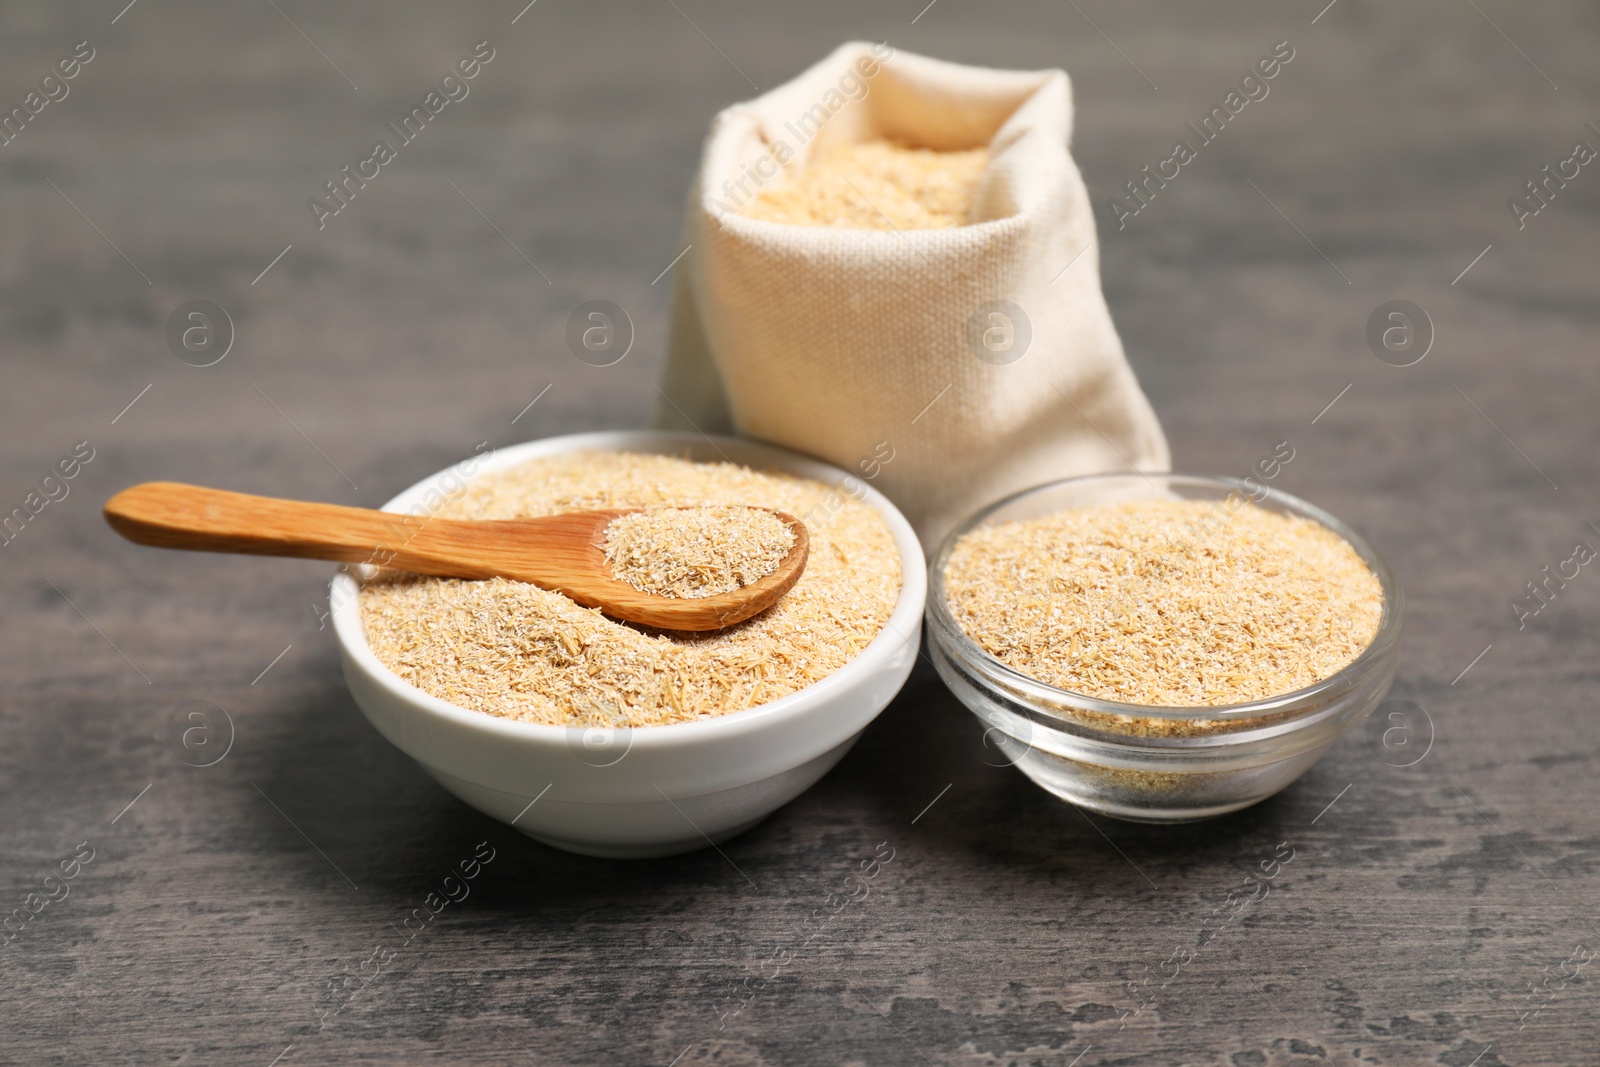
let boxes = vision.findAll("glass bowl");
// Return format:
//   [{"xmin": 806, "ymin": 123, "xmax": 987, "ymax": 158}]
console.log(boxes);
[{"xmin": 926, "ymin": 473, "xmax": 1403, "ymax": 823}]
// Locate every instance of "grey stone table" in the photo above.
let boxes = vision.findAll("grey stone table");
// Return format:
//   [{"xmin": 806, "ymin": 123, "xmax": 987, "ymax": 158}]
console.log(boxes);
[{"xmin": 2, "ymin": 2, "xmax": 1596, "ymax": 1064}]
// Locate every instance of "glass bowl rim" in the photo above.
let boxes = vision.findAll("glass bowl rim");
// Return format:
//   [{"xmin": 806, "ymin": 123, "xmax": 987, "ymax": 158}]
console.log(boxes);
[{"xmin": 926, "ymin": 471, "xmax": 1404, "ymax": 723}]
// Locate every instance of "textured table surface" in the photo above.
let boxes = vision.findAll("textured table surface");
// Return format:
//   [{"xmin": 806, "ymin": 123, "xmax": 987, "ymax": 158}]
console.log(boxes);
[{"xmin": 3, "ymin": 2, "xmax": 1598, "ymax": 1065}]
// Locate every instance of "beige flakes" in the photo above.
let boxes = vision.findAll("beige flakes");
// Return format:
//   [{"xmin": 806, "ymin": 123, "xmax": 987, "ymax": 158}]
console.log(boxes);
[
  {"xmin": 943, "ymin": 500, "xmax": 1384, "ymax": 709},
  {"xmin": 603, "ymin": 506, "xmax": 795, "ymax": 599},
  {"xmin": 743, "ymin": 140, "xmax": 989, "ymax": 230},
  {"xmin": 358, "ymin": 452, "xmax": 901, "ymax": 728}
]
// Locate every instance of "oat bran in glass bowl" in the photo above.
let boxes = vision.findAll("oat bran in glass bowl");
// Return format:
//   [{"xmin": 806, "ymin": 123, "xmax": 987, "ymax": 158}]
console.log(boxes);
[
  {"xmin": 926, "ymin": 472, "xmax": 1402, "ymax": 822},
  {"xmin": 331, "ymin": 431, "xmax": 925, "ymax": 857}
]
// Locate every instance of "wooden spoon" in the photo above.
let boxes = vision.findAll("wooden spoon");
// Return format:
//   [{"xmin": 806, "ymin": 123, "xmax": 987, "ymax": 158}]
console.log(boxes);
[{"xmin": 103, "ymin": 482, "xmax": 808, "ymax": 631}]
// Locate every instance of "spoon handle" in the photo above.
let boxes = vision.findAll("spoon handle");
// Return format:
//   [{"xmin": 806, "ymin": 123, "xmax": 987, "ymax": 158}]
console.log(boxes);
[{"xmin": 103, "ymin": 481, "xmax": 486, "ymax": 574}]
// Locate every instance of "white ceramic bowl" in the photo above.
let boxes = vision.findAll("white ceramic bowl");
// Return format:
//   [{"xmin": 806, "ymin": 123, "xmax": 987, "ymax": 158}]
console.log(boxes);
[{"xmin": 330, "ymin": 431, "xmax": 925, "ymax": 858}]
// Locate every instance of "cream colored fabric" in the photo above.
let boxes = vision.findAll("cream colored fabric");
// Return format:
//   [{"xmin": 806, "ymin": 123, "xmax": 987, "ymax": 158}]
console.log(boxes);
[{"xmin": 656, "ymin": 41, "xmax": 1169, "ymax": 551}]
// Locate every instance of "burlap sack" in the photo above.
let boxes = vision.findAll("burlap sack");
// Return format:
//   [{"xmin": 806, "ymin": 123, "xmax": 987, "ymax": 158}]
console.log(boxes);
[{"xmin": 655, "ymin": 41, "xmax": 1169, "ymax": 551}]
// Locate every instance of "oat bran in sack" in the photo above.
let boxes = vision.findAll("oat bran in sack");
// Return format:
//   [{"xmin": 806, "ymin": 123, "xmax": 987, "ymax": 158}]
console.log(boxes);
[{"xmin": 655, "ymin": 41, "xmax": 1169, "ymax": 551}]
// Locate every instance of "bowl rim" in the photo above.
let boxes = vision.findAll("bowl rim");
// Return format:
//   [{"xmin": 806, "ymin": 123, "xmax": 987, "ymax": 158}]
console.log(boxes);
[
  {"xmin": 331, "ymin": 430, "xmax": 926, "ymax": 750},
  {"xmin": 926, "ymin": 470, "xmax": 1403, "ymax": 722}
]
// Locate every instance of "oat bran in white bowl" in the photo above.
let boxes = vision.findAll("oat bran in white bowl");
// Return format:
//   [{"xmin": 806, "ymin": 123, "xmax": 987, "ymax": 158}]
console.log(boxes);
[{"xmin": 330, "ymin": 431, "xmax": 924, "ymax": 858}]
